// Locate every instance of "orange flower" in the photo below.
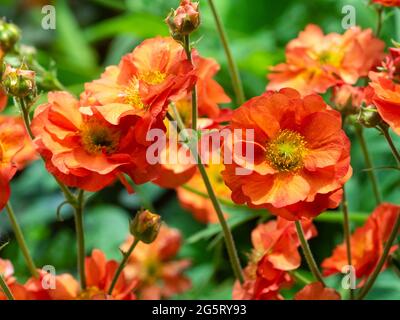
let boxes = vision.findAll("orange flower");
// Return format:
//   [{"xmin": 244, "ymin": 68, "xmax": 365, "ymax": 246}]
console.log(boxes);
[
  {"xmin": 31, "ymin": 91, "xmax": 156, "ymax": 192},
  {"xmin": 267, "ymin": 25, "xmax": 384, "ymax": 95},
  {"xmin": 82, "ymin": 37, "xmax": 196, "ymax": 143},
  {"xmin": 0, "ymin": 88, "xmax": 7, "ymax": 112},
  {"xmin": 331, "ymin": 84, "xmax": 366, "ymax": 115},
  {"xmin": 177, "ymin": 161, "xmax": 231, "ymax": 223},
  {"xmin": 0, "ymin": 259, "xmax": 29, "ymax": 300},
  {"xmin": 222, "ymin": 88, "xmax": 352, "ymax": 220},
  {"xmin": 322, "ymin": 203, "xmax": 400, "ymax": 285},
  {"xmin": 370, "ymin": 77, "xmax": 400, "ymax": 135},
  {"xmin": 121, "ymin": 225, "xmax": 191, "ymax": 299},
  {"xmin": 24, "ymin": 250, "xmax": 136, "ymax": 300},
  {"xmin": 0, "ymin": 115, "xmax": 36, "ymax": 210},
  {"xmin": 233, "ymin": 218, "xmax": 317, "ymax": 300},
  {"xmin": 192, "ymin": 53, "xmax": 231, "ymax": 119},
  {"xmin": 372, "ymin": 0, "xmax": 400, "ymax": 6},
  {"xmin": 294, "ymin": 282, "xmax": 341, "ymax": 300}
]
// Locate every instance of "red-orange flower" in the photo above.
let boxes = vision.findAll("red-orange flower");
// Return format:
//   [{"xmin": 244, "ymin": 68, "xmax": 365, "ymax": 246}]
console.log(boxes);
[
  {"xmin": 372, "ymin": 0, "xmax": 400, "ymax": 6},
  {"xmin": 0, "ymin": 259, "xmax": 29, "ymax": 300},
  {"xmin": 0, "ymin": 88, "xmax": 7, "ymax": 112},
  {"xmin": 294, "ymin": 282, "xmax": 341, "ymax": 300},
  {"xmin": 24, "ymin": 249, "xmax": 136, "ymax": 300},
  {"xmin": 121, "ymin": 225, "xmax": 191, "ymax": 299},
  {"xmin": 233, "ymin": 218, "xmax": 317, "ymax": 300},
  {"xmin": 192, "ymin": 53, "xmax": 231, "ymax": 119},
  {"xmin": 222, "ymin": 88, "xmax": 352, "ymax": 220},
  {"xmin": 370, "ymin": 77, "xmax": 400, "ymax": 135},
  {"xmin": 331, "ymin": 84, "xmax": 367, "ymax": 115},
  {"xmin": 31, "ymin": 91, "xmax": 157, "ymax": 192},
  {"xmin": 267, "ymin": 25, "xmax": 385, "ymax": 95},
  {"xmin": 82, "ymin": 37, "xmax": 196, "ymax": 143},
  {"xmin": 0, "ymin": 115, "xmax": 36, "ymax": 210},
  {"xmin": 322, "ymin": 203, "xmax": 400, "ymax": 285},
  {"xmin": 177, "ymin": 161, "xmax": 231, "ymax": 223}
]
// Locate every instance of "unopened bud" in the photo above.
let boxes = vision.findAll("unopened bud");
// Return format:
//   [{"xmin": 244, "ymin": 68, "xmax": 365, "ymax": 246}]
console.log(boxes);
[
  {"xmin": 358, "ymin": 105, "xmax": 382, "ymax": 128},
  {"xmin": 2, "ymin": 64, "xmax": 36, "ymax": 98},
  {"xmin": 130, "ymin": 210, "xmax": 161, "ymax": 244},
  {"xmin": 0, "ymin": 20, "xmax": 20, "ymax": 52},
  {"xmin": 165, "ymin": 0, "xmax": 200, "ymax": 40}
]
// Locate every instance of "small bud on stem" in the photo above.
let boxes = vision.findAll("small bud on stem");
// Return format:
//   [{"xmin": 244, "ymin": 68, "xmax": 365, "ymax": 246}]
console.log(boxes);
[
  {"xmin": 165, "ymin": 0, "xmax": 200, "ymax": 42},
  {"xmin": 130, "ymin": 210, "xmax": 161, "ymax": 244}
]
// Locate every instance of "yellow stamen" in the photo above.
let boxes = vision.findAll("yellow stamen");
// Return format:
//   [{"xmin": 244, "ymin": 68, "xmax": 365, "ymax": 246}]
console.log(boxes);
[
  {"xmin": 80, "ymin": 119, "xmax": 119, "ymax": 155},
  {"xmin": 139, "ymin": 70, "xmax": 166, "ymax": 85},
  {"xmin": 124, "ymin": 79, "xmax": 147, "ymax": 109},
  {"xmin": 266, "ymin": 129, "xmax": 308, "ymax": 172}
]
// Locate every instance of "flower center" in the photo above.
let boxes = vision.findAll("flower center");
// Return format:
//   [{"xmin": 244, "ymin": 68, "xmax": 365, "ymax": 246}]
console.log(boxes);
[
  {"xmin": 124, "ymin": 79, "xmax": 147, "ymax": 109},
  {"xmin": 139, "ymin": 70, "xmax": 166, "ymax": 85},
  {"xmin": 80, "ymin": 120, "xmax": 120, "ymax": 155},
  {"xmin": 266, "ymin": 129, "xmax": 307, "ymax": 172},
  {"xmin": 77, "ymin": 286, "xmax": 106, "ymax": 300}
]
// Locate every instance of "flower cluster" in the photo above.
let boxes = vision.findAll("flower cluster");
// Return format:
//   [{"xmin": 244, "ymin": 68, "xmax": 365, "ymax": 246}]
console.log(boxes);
[{"xmin": 0, "ymin": 223, "xmax": 189, "ymax": 300}]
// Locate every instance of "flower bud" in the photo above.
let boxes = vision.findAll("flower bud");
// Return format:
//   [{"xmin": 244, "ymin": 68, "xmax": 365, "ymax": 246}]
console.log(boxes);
[
  {"xmin": 165, "ymin": 0, "xmax": 200, "ymax": 40},
  {"xmin": 130, "ymin": 210, "xmax": 161, "ymax": 244},
  {"xmin": 0, "ymin": 20, "xmax": 20, "ymax": 52},
  {"xmin": 358, "ymin": 105, "xmax": 382, "ymax": 128},
  {"xmin": 2, "ymin": 64, "xmax": 36, "ymax": 98}
]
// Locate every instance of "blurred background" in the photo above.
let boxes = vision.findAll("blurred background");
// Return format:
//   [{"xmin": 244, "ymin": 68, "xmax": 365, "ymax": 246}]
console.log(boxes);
[{"xmin": 0, "ymin": 0, "xmax": 399, "ymax": 299}]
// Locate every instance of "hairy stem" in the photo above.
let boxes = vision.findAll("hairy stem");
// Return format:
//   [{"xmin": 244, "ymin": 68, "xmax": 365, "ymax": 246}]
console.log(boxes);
[
  {"xmin": 354, "ymin": 125, "xmax": 382, "ymax": 205},
  {"xmin": 357, "ymin": 215, "xmax": 400, "ymax": 299},
  {"xmin": 74, "ymin": 190, "xmax": 86, "ymax": 290},
  {"xmin": 183, "ymin": 34, "xmax": 198, "ymax": 131},
  {"xmin": 341, "ymin": 187, "xmax": 354, "ymax": 300},
  {"xmin": 0, "ymin": 274, "xmax": 14, "ymax": 300},
  {"xmin": 108, "ymin": 237, "xmax": 140, "ymax": 295},
  {"xmin": 295, "ymin": 221, "xmax": 325, "ymax": 285},
  {"xmin": 380, "ymin": 125, "xmax": 400, "ymax": 166},
  {"xmin": 168, "ymin": 106, "xmax": 244, "ymax": 283},
  {"xmin": 5, "ymin": 202, "xmax": 38, "ymax": 278},
  {"xmin": 207, "ymin": 0, "xmax": 245, "ymax": 105}
]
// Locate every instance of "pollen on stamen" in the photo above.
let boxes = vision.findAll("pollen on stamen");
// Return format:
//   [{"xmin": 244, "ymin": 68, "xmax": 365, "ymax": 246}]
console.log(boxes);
[
  {"xmin": 139, "ymin": 70, "xmax": 166, "ymax": 85},
  {"xmin": 266, "ymin": 129, "xmax": 308, "ymax": 172},
  {"xmin": 124, "ymin": 79, "xmax": 147, "ymax": 110},
  {"xmin": 80, "ymin": 120, "xmax": 120, "ymax": 155}
]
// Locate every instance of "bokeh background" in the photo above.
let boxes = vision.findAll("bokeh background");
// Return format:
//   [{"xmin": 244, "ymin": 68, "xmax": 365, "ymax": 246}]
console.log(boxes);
[{"xmin": 0, "ymin": 0, "xmax": 399, "ymax": 299}]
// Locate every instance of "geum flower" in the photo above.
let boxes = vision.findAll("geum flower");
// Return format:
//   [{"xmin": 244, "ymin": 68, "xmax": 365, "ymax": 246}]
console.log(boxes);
[
  {"xmin": 0, "ymin": 259, "xmax": 29, "ymax": 300},
  {"xmin": 322, "ymin": 203, "xmax": 400, "ymax": 286},
  {"xmin": 121, "ymin": 224, "xmax": 191, "ymax": 299},
  {"xmin": 267, "ymin": 24, "xmax": 384, "ymax": 95},
  {"xmin": 82, "ymin": 37, "xmax": 197, "ymax": 144},
  {"xmin": 31, "ymin": 91, "xmax": 156, "ymax": 192},
  {"xmin": 294, "ymin": 282, "xmax": 340, "ymax": 300},
  {"xmin": 233, "ymin": 218, "xmax": 317, "ymax": 300},
  {"xmin": 222, "ymin": 88, "xmax": 352, "ymax": 220},
  {"xmin": 24, "ymin": 249, "xmax": 136, "ymax": 300},
  {"xmin": 0, "ymin": 115, "xmax": 36, "ymax": 210}
]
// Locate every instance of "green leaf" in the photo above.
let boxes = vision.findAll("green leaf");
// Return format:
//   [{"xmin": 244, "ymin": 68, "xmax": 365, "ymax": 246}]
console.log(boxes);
[
  {"xmin": 54, "ymin": 0, "xmax": 98, "ymax": 72},
  {"xmin": 83, "ymin": 13, "xmax": 168, "ymax": 43},
  {"xmin": 84, "ymin": 205, "xmax": 130, "ymax": 260}
]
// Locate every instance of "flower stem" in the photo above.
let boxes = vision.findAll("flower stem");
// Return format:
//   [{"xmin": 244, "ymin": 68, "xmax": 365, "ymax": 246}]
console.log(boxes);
[
  {"xmin": 169, "ymin": 105, "xmax": 244, "ymax": 283},
  {"xmin": 357, "ymin": 215, "xmax": 400, "ymax": 300},
  {"xmin": 295, "ymin": 221, "xmax": 325, "ymax": 286},
  {"xmin": 5, "ymin": 202, "xmax": 39, "ymax": 278},
  {"xmin": 380, "ymin": 125, "xmax": 400, "ymax": 166},
  {"xmin": 108, "ymin": 237, "xmax": 140, "ymax": 295},
  {"xmin": 375, "ymin": 6, "xmax": 384, "ymax": 37},
  {"xmin": 207, "ymin": 0, "xmax": 245, "ymax": 105},
  {"xmin": 0, "ymin": 274, "xmax": 14, "ymax": 300},
  {"xmin": 341, "ymin": 187, "xmax": 354, "ymax": 300},
  {"xmin": 354, "ymin": 125, "xmax": 382, "ymax": 205},
  {"xmin": 73, "ymin": 190, "xmax": 86, "ymax": 290},
  {"xmin": 183, "ymin": 34, "xmax": 198, "ymax": 131}
]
